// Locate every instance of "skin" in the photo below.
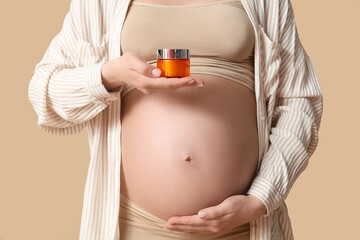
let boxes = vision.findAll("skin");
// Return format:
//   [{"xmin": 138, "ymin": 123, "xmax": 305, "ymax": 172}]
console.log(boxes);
[
  {"xmin": 101, "ymin": 0, "xmax": 268, "ymax": 235},
  {"xmin": 164, "ymin": 194, "xmax": 266, "ymax": 234},
  {"xmin": 119, "ymin": 72, "xmax": 267, "ymax": 234}
]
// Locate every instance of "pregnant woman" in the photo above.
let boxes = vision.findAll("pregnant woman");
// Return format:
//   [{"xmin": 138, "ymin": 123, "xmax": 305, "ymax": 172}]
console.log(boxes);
[
  {"xmin": 28, "ymin": 0, "xmax": 323, "ymax": 239},
  {"xmin": 117, "ymin": 0, "xmax": 260, "ymax": 239}
]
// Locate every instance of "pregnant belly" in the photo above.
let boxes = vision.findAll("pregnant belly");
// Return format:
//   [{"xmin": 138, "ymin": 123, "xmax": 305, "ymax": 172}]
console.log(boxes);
[{"xmin": 120, "ymin": 74, "xmax": 259, "ymax": 222}]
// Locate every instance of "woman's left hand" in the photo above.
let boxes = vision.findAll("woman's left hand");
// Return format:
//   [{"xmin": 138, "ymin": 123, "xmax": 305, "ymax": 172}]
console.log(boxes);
[{"xmin": 163, "ymin": 194, "xmax": 267, "ymax": 234}]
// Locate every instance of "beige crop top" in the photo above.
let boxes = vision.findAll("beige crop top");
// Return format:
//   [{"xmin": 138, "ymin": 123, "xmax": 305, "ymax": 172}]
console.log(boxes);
[{"xmin": 120, "ymin": 0, "xmax": 255, "ymax": 98}]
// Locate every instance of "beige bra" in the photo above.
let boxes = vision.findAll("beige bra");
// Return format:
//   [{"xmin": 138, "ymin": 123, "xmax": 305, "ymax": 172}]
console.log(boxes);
[{"xmin": 120, "ymin": 0, "xmax": 255, "ymax": 98}]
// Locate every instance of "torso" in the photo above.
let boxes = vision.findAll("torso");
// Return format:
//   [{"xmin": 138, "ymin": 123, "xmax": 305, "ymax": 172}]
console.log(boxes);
[{"xmin": 120, "ymin": 0, "xmax": 259, "ymax": 222}]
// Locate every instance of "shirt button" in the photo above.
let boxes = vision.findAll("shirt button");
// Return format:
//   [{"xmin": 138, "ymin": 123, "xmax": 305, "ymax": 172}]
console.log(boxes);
[{"xmin": 105, "ymin": 97, "xmax": 110, "ymax": 102}]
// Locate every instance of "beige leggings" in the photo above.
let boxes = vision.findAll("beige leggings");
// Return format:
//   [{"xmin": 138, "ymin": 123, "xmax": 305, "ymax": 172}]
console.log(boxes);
[{"xmin": 119, "ymin": 192, "xmax": 250, "ymax": 240}]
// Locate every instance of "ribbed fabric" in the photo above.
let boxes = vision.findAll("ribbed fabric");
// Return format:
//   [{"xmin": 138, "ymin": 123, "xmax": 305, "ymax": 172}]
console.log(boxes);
[
  {"xmin": 27, "ymin": 0, "xmax": 323, "ymax": 239},
  {"xmin": 120, "ymin": 57, "xmax": 255, "ymax": 99},
  {"xmin": 119, "ymin": 0, "xmax": 256, "ymax": 98},
  {"xmin": 119, "ymin": 192, "xmax": 250, "ymax": 240}
]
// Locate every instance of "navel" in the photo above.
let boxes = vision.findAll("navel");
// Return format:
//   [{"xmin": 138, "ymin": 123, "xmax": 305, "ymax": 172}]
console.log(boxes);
[{"xmin": 181, "ymin": 151, "xmax": 194, "ymax": 162}]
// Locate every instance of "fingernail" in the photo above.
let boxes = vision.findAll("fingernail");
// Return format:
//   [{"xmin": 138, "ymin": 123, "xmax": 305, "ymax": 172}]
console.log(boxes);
[
  {"xmin": 187, "ymin": 79, "xmax": 195, "ymax": 84},
  {"xmin": 196, "ymin": 83, "xmax": 204, "ymax": 87},
  {"xmin": 152, "ymin": 68, "xmax": 161, "ymax": 76},
  {"xmin": 198, "ymin": 210, "xmax": 207, "ymax": 218}
]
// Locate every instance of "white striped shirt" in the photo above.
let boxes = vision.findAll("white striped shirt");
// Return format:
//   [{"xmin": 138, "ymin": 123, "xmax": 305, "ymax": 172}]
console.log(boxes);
[{"xmin": 27, "ymin": 0, "xmax": 323, "ymax": 239}]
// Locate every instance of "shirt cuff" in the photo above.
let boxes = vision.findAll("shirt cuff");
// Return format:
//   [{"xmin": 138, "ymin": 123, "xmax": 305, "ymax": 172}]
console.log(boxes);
[
  {"xmin": 246, "ymin": 175, "xmax": 283, "ymax": 217},
  {"xmin": 84, "ymin": 62, "xmax": 121, "ymax": 107}
]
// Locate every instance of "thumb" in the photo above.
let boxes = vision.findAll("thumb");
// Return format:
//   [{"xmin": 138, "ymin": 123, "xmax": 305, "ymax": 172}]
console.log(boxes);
[{"xmin": 197, "ymin": 203, "xmax": 227, "ymax": 220}]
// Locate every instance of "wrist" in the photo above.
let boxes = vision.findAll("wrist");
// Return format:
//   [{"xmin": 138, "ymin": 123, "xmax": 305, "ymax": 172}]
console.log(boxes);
[
  {"xmin": 101, "ymin": 61, "xmax": 117, "ymax": 92},
  {"xmin": 246, "ymin": 194, "xmax": 267, "ymax": 217}
]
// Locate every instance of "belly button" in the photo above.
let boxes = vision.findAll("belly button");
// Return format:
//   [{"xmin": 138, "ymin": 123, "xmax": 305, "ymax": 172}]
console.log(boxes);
[{"xmin": 181, "ymin": 152, "xmax": 193, "ymax": 162}]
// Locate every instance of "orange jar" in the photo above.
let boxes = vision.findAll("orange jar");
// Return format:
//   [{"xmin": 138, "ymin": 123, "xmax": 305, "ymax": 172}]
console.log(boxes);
[{"xmin": 156, "ymin": 49, "xmax": 190, "ymax": 78}]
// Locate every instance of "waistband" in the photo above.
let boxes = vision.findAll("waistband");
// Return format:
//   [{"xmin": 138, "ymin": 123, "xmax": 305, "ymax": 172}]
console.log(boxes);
[
  {"xmin": 119, "ymin": 192, "xmax": 250, "ymax": 240},
  {"xmin": 120, "ymin": 57, "xmax": 255, "ymax": 99}
]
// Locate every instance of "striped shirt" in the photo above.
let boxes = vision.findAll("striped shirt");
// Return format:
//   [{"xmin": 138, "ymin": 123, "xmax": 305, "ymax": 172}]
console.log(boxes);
[{"xmin": 27, "ymin": 0, "xmax": 324, "ymax": 239}]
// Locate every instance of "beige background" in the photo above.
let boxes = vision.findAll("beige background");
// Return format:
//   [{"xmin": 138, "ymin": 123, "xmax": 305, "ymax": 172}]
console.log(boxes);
[{"xmin": 1, "ymin": 0, "xmax": 359, "ymax": 239}]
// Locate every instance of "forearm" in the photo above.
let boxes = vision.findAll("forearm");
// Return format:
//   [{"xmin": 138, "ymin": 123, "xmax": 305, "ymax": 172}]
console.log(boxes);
[
  {"xmin": 246, "ymin": 95, "xmax": 323, "ymax": 216},
  {"xmin": 27, "ymin": 0, "xmax": 122, "ymax": 135},
  {"xmin": 29, "ymin": 61, "xmax": 120, "ymax": 127}
]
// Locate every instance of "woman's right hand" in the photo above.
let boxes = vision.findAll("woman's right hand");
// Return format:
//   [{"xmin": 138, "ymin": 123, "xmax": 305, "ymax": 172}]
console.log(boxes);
[{"xmin": 101, "ymin": 51, "xmax": 205, "ymax": 95}]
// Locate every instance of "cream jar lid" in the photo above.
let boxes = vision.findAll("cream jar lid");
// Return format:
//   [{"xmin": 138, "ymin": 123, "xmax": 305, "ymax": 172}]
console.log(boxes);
[{"xmin": 156, "ymin": 48, "xmax": 190, "ymax": 60}]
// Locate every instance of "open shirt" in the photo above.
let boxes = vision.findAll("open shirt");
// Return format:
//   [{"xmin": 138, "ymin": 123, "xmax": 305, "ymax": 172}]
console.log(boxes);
[{"xmin": 28, "ymin": 0, "xmax": 324, "ymax": 239}]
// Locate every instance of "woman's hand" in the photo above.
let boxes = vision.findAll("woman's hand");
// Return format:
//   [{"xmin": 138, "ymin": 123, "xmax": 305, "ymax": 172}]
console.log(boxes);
[
  {"xmin": 101, "ymin": 51, "xmax": 205, "ymax": 94},
  {"xmin": 163, "ymin": 194, "xmax": 267, "ymax": 234}
]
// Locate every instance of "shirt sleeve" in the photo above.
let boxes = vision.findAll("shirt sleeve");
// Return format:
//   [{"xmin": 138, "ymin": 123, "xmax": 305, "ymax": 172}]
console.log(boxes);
[
  {"xmin": 27, "ymin": 0, "xmax": 121, "ymax": 136},
  {"xmin": 246, "ymin": 0, "xmax": 324, "ymax": 217}
]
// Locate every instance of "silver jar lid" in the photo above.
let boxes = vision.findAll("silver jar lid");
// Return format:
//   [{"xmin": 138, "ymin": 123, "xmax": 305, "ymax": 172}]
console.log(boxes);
[{"xmin": 157, "ymin": 49, "xmax": 190, "ymax": 60}]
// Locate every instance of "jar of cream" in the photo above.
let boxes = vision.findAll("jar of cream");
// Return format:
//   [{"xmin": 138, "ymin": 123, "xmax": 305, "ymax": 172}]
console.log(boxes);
[{"xmin": 156, "ymin": 49, "xmax": 190, "ymax": 78}]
